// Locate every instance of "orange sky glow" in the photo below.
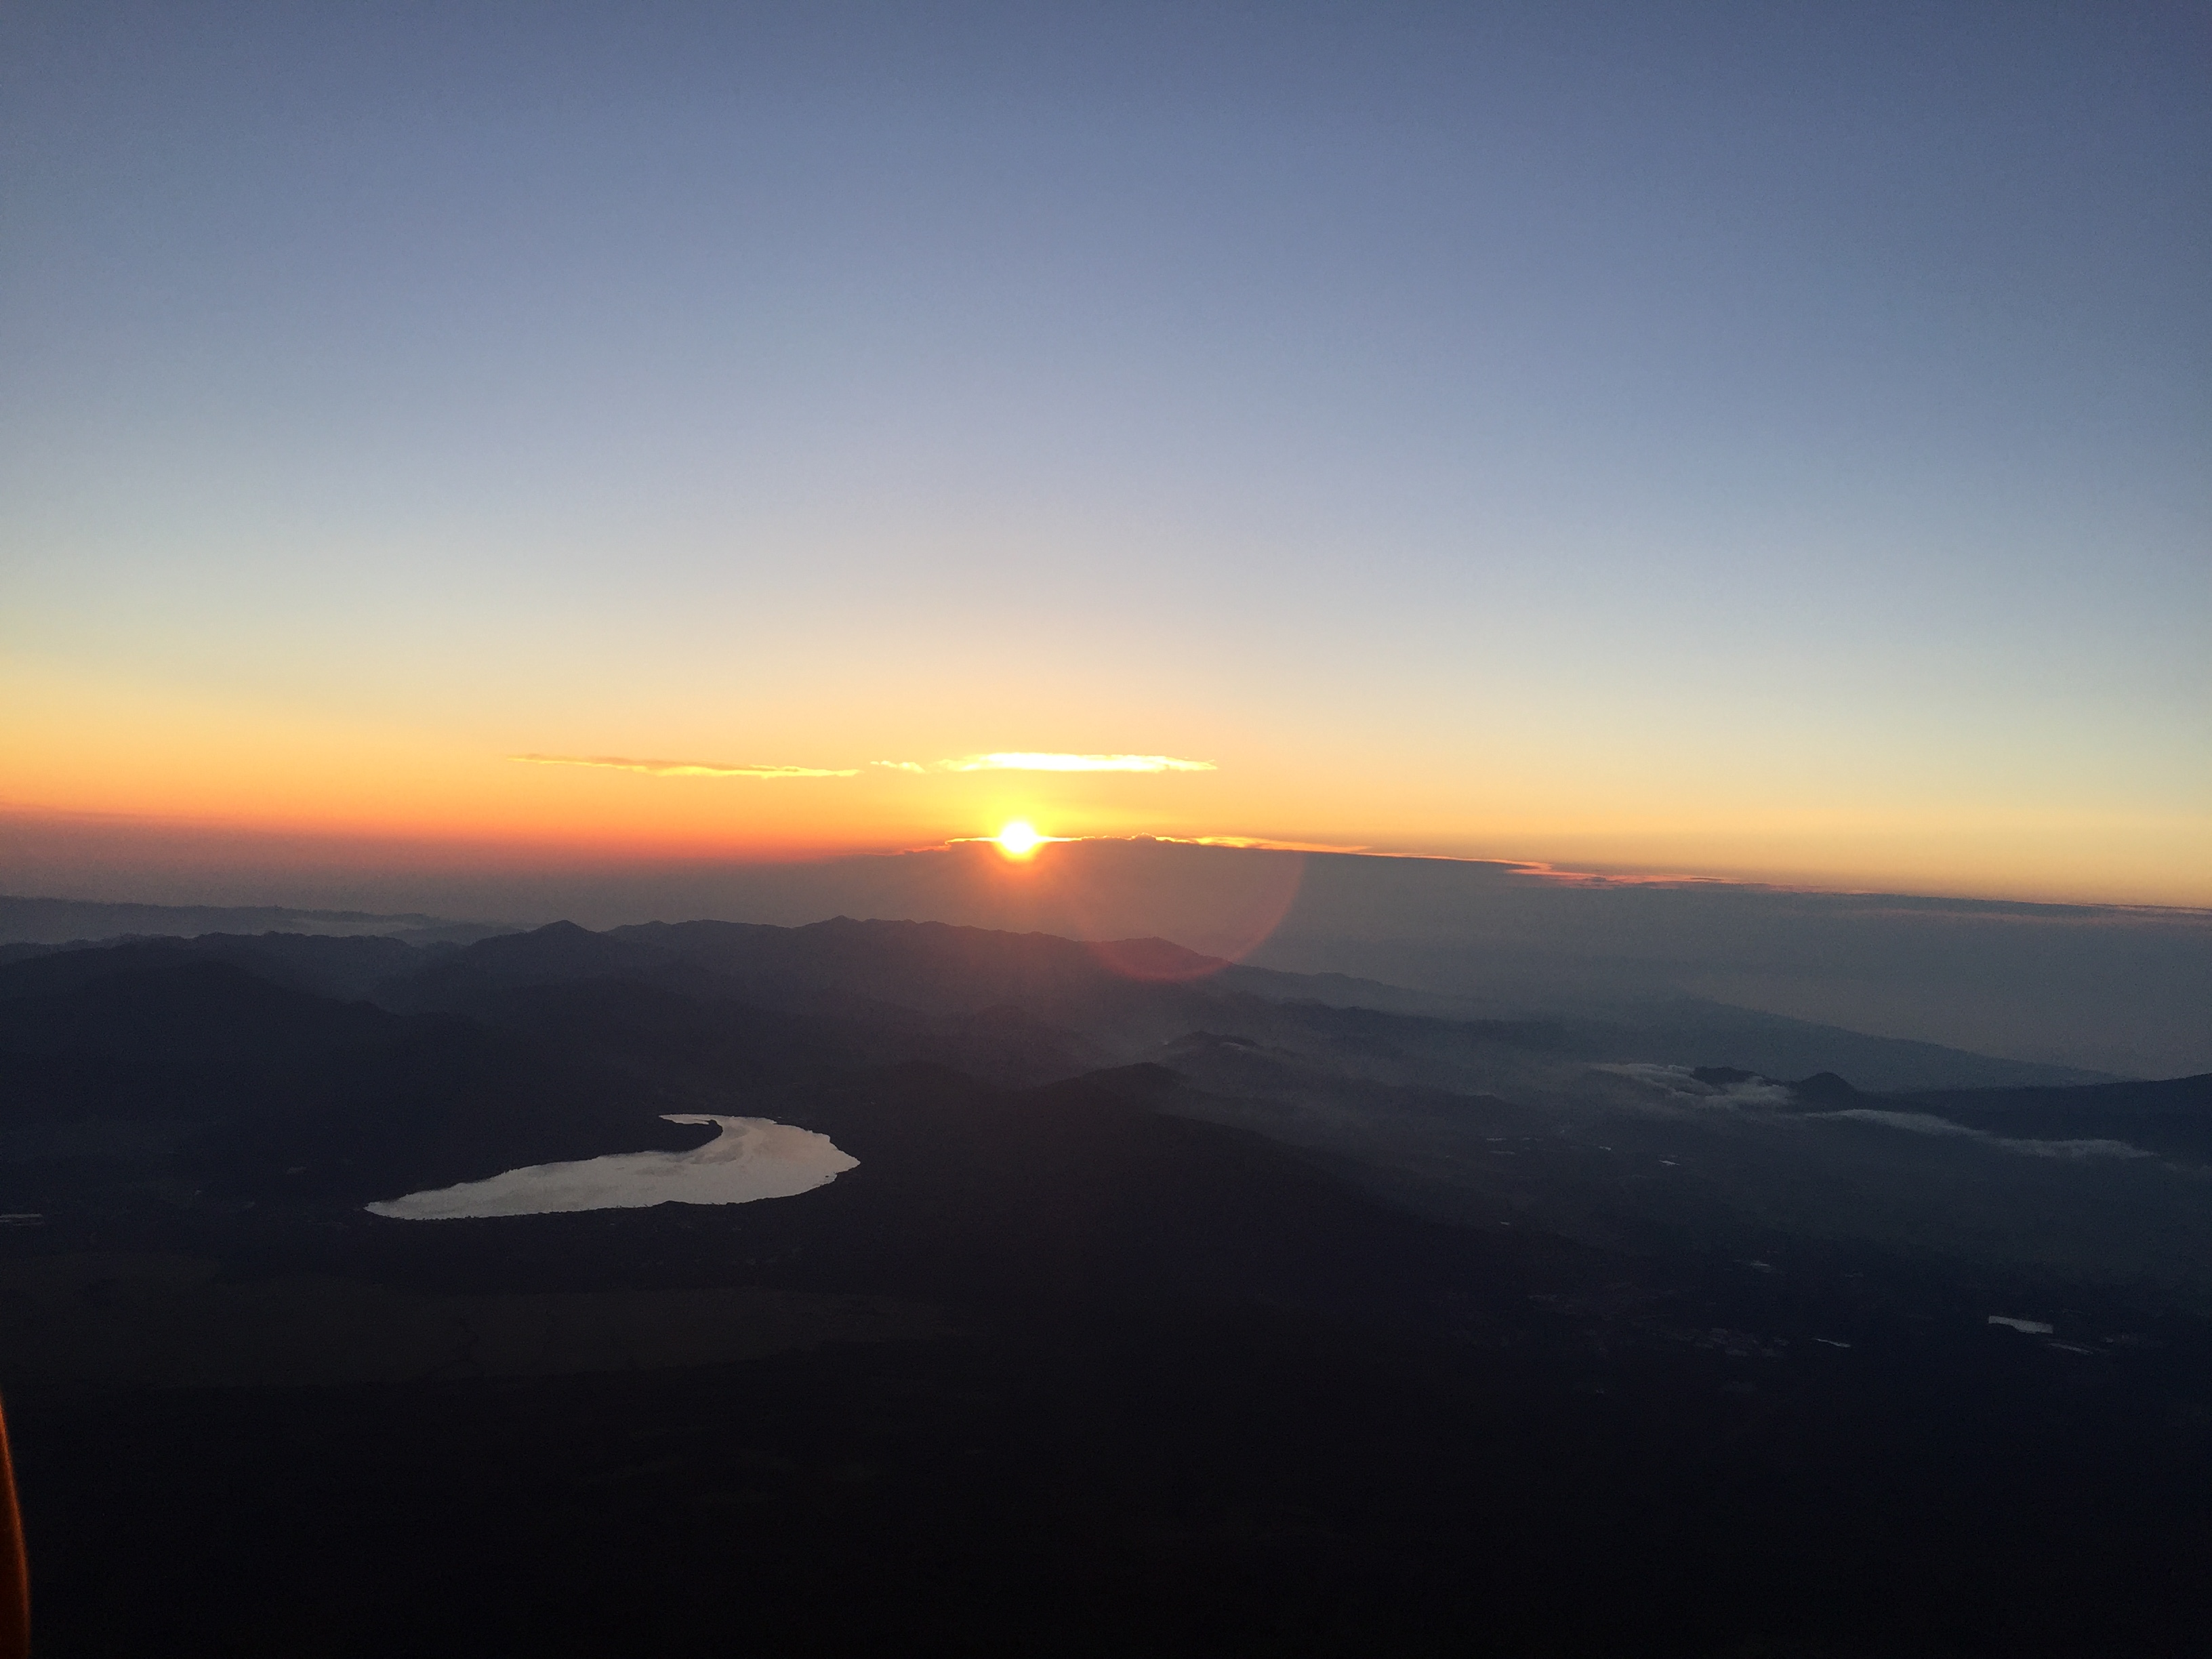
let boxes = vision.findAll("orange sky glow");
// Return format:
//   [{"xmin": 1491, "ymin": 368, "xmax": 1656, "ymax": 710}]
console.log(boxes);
[{"xmin": 5, "ymin": 665, "xmax": 2205, "ymax": 912}]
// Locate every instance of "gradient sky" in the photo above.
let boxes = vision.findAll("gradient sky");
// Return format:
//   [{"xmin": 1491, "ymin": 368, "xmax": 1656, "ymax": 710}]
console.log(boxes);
[{"xmin": 5, "ymin": 2, "xmax": 2208, "ymax": 904}]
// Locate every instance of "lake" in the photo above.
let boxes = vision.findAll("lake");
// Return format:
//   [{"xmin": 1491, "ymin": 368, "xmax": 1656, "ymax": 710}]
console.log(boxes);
[{"xmin": 365, "ymin": 1115, "xmax": 857, "ymax": 1220}]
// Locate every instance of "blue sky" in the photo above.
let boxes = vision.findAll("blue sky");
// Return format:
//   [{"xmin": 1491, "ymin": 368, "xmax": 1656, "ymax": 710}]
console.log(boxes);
[{"xmin": 4, "ymin": 2, "xmax": 2207, "ymax": 901}]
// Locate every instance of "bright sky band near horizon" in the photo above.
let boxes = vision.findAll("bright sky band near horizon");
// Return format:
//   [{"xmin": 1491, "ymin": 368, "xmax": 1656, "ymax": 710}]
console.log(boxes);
[{"xmin": 4, "ymin": 3, "xmax": 2208, "ymax": 907}]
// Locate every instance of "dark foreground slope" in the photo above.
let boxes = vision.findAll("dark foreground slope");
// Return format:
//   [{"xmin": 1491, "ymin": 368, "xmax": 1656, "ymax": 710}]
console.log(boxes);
[{"xmin": 1, "ymin": 931, "xmax": 2207, "ymax": 1656}]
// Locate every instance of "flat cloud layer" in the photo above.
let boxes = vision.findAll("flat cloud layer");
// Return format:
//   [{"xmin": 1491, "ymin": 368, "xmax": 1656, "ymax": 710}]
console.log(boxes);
[
  {"xmin": 510, "ymin": 751, "xmax": 1214, "ymax": 777},
  {"xmin": 877, "ymin": 753, "xmax": 1216, "ymax": 773},
  {"xmin": 1595, "ymin": 1063, "xmax": 1797, "ymax": 1107},
  {"xmin": 366, "ymin": 1115, "xmax": 858, "ymax": 1218},
  {"xmin": 1825, "ymin": 1108, "xmax": 2152, "ymax": 1161},
  {"xmin": 1593, "ymin": 1065, "xmax": 2158, "ymax": 1160},
  {"xmin": 510, "ymin": 754, "xmax": 859, "ymax": 779}
]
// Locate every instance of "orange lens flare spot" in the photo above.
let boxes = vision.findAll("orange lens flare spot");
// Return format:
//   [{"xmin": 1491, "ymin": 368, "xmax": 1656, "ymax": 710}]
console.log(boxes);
[{"xmin": 995, "ymin": 820, "xmax": 1044, "ymax": 859}]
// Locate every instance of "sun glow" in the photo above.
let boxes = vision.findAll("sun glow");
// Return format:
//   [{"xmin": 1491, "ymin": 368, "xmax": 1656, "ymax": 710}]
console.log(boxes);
[{"xmin": 995, "ymin": 820, "xmax": 1045, "ymax": 859}]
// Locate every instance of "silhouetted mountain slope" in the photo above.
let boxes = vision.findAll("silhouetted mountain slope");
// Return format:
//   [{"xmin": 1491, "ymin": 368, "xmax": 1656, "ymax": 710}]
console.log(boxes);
[
  {"xmin": 373, "ymin": 918, "xmax": 672, "ymax": 1010},
  {"xmin": 1214, "ymin": 961, "xmax": 1489, "ymax": 1015},
  {"xmin": 0, "ymin": 955, "xmax": 708, "ymax": 1209},
  {"xmin": 606, "ymin": 916, "xmax": 1227, "ymax": 1010},
  {"xmin": 0, "ymin": 931, "xmax": 432, "ymax": 1004}
]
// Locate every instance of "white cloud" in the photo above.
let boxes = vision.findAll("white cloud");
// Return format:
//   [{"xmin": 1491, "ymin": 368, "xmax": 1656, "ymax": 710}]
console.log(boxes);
[
  {"xmin": 510, "ymin": 754, "xmax": 858, "ymax": 779},
  {"xmin": 1597, "ymin": 1069, "xmax": 2156, "ymax": 1160},
  {"xmin": 1826, "ymin": 1109, "xmax": 2152, "ymax": 1160},
  {"xmin": 876, "ymin": 753, "xmax": 1216, "ymax": 775},
  {"xmin": 1170, "ymin": 835, "xmax": 1369, "ymax": 853},
  {"xmin": 1595, "ymin": 1063, "xmax": 1795, "ymax": 1107}
]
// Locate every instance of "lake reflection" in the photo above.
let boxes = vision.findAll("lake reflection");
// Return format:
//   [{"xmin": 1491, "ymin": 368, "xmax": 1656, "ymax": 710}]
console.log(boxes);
[{"xmin": 366, "ymin": 1115, "xmax": 857, "ymax": 1220}]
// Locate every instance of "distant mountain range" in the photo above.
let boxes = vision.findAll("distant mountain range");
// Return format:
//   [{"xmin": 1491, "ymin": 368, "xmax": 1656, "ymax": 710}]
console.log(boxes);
[
  {"xmin": 5, "ymin": 913, "xmax": 2200, "ymax": 1273},
  {"xmin": 0, "ymin": 893, "xmax": 515, "ymax": 947},
  {"xmin": 0, "ymin": 911, "xmax": 2111, "ymax": 1090},
  {"xmin": 4, "ymin": 909, "xmax": 2203, "ymax": 1306}
]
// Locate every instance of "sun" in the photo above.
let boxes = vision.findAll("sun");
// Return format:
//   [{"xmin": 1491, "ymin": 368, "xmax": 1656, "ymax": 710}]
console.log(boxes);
[{"xmin": 994, "ymin": 820, "xmax": 1044, "ymax": 859}]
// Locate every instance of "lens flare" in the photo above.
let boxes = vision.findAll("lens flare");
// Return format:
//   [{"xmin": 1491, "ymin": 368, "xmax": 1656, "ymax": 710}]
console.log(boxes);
[{"xmin": 995, "ymin": 821, "xmax": 1044, "ymax": 859}]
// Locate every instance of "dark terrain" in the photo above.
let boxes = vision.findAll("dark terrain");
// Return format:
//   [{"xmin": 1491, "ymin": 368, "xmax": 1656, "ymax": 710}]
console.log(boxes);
[{"xmin": 1, "ymin": 920, "xmax": 2207, "ymax": 1656}]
